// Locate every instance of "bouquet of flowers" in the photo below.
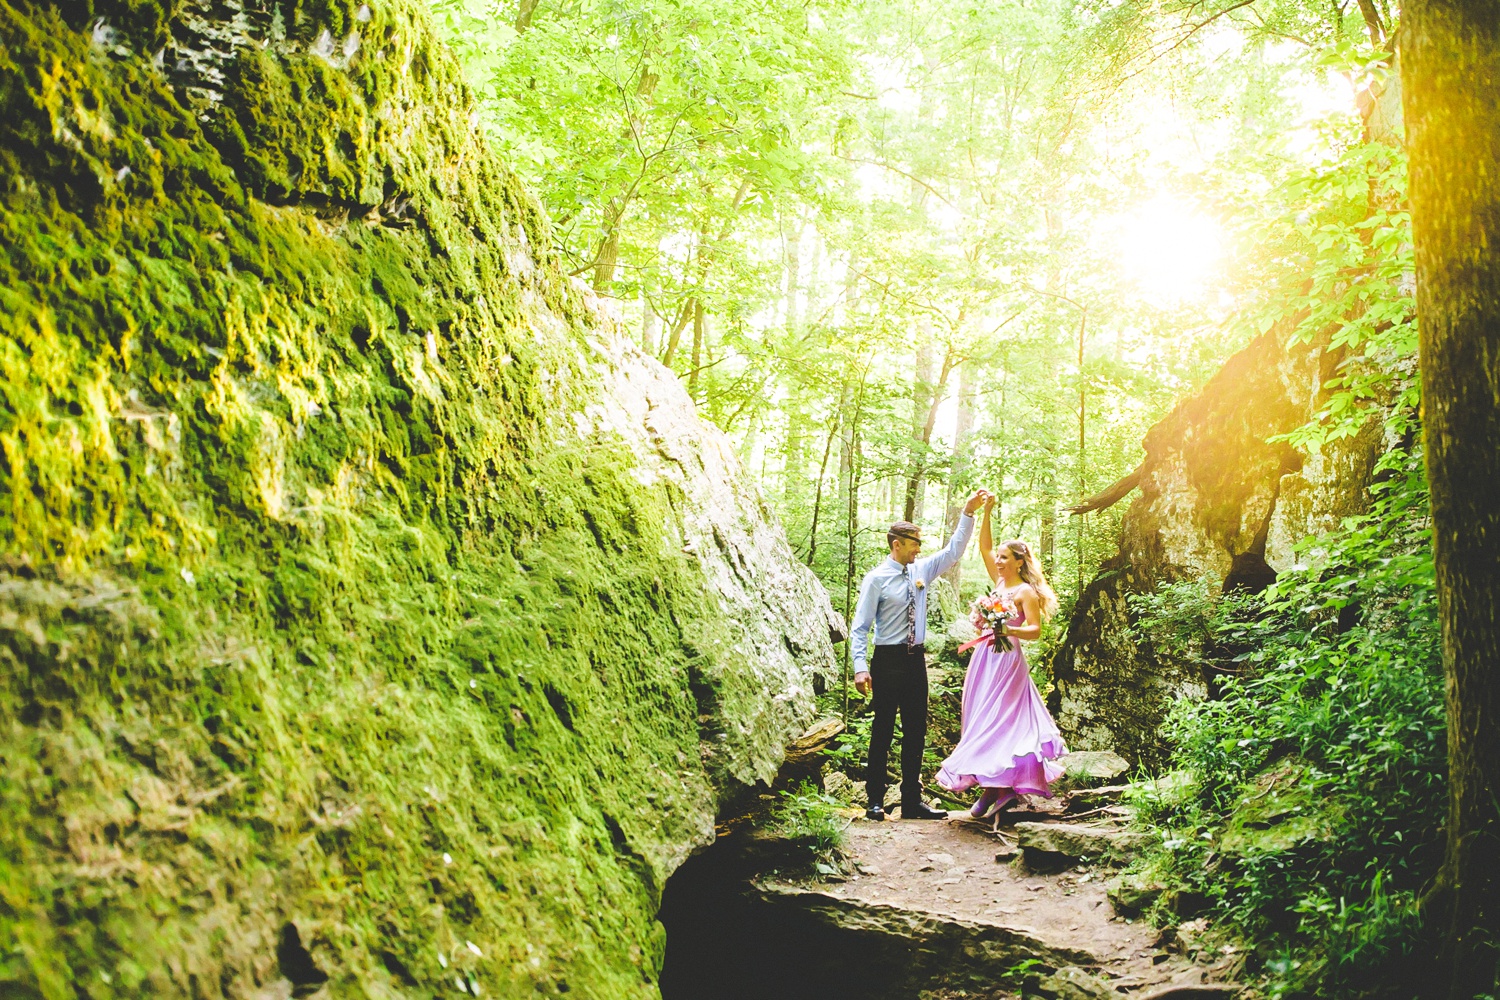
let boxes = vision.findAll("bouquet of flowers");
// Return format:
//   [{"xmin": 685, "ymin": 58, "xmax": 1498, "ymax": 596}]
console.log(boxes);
[{"xmin": 959, "ymin": 591, "xmax": 1019, "ymax": 653}]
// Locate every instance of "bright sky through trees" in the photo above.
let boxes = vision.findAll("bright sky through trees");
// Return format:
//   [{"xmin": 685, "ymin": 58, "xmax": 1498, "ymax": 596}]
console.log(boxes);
[
  {"xmin": 434, "ymin": 0, "xmax": 1406, "ymax": 619},
  {"xmin": 1116, "ymin": 195, "xmax": 1225, "ymax": 304}
]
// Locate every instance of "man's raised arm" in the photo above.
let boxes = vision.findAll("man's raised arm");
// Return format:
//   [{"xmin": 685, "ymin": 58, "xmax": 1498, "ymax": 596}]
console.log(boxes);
[{"xmin": 921, "ymin": 490, "xmax": 988, "ymax": 579}]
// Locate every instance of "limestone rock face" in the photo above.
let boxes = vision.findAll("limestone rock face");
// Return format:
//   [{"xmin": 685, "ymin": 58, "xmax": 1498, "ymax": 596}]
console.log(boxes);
[
  {"xmin": 0, "ymin": 0, "xmax": 835, "ymax": 996},
  {"xmin": 1049, "ymin": 332, "xmax": 1383, "ymax": 767},
  {"xmin": 580, "ymin": 332, "xmax": 841, "ymax": 792}
]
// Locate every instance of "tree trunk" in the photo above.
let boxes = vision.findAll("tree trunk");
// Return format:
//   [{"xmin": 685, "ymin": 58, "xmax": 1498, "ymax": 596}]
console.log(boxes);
[
  {"xmin": 688, "ymin": 299, "xmax": 705, "ymax": 402},
  {"xmin": 782, "ymin": 390, "xmax": 806, "ymax": 507},
  {"xmin": 805, "ymin": 391, "xmax": 843, "ymax": 567},
  {"xmin": 903, "ymin": 329, "xmax": 935, "ymax": 521},
  {"xmin": 660, "ymin": 181, "xmax": 749, "ymax": 370},
  {"xmin": 840, "ymin": 371, "xmax": 869, "ymax": 721},
  {"xmin": 904, "ymin": 344, "xmax": 957, "ymax": 524},
  {"xmin": 514, "ymin": 0, "xmax": 540, "ymax": 31},
  {"xmin": 943, "ymin": 359, "xmax": 976, "ymax": 591},
  {"xmin": 805, "ymin": 227, "xmax": 823, "ymax": 326},
  {"xmin": 640, "ymin": 290, "xmax": 658, "ymax": 355},
  {"xmin": 591, "ymin": 225, "xmax": 620, "ymax": 291},
  {"xmin": 784, "ymin": 218, "xmax": 802, "ymax": 330},
  {"xmin": 660, "ymin": 298, "xmax": 691, "ymax": 366},
  {"xmin": 1402, "ymin": 4, "xmax": 1500, "ymax": 995},
  {"xmin": 838, "ymin": 374, "xmax": 857, "ymax": 509}
]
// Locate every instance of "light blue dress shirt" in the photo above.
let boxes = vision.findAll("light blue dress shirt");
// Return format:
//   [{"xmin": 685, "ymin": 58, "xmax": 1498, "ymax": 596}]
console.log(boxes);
[{"xmin": 849, "ymin": 514, "xmax": 975, "ymax": 675}]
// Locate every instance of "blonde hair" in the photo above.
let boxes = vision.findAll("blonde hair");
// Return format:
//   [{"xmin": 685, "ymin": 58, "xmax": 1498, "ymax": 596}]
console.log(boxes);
[{"xmin": 1000, "ymin": 540, "xmax": 1059, "ymax": 620}]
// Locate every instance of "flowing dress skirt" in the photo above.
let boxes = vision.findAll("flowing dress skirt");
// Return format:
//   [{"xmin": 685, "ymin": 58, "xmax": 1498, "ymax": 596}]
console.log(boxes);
[{"xmin": 935, "ymin": 624, "xmax": 1066, "ymax": 796}]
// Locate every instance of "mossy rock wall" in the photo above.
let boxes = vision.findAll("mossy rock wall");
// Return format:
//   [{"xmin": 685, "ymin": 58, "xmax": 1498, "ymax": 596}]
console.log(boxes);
[{"xmin": 0, "ymin": 0, "xmax": 838, "ymax": 995}]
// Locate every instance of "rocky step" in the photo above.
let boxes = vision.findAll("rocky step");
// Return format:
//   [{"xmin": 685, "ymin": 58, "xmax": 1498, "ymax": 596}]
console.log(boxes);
[
  {"xmin": 1028, "ymin": 965, "xmax": 1242, "ymax": 999},
  {"xmin": 750, "ymin": 882, "xmax": 1100, "ymax": 993},
  {"xmin": 737, "ymin": 812, "xmax": 1238, "ymax": 997},
  {"xmin": 1014, "ymin": 820, "xmax": 1155, "ymax": 866}
]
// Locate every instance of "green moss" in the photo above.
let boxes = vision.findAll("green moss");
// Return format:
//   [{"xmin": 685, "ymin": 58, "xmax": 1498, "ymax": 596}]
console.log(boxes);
[
  {"xmin": 0, "ymin": 0, "xmax": 798, "ymax": 995},
  {"xmin": 1216, "ymin": 761, "xmax": 1344, "ymax": 856}
]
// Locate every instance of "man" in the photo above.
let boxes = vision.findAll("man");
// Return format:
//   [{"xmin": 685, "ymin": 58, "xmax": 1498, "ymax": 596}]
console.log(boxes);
[{"xmin": 850, "ymin": 490, "xmax": 990, "ymax": 821}]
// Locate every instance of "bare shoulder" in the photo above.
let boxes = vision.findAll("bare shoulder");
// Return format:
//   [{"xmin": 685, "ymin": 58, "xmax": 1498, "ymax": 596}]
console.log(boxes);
[{"xmin": 1014, "ymin": 583, "xmax": 1040, "ymax": 602}]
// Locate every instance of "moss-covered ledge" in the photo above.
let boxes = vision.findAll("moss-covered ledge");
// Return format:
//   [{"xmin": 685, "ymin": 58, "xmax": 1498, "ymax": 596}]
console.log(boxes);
[{"xmin": 0, "ymin": 0, "xmax": 837, "ymax": 994}]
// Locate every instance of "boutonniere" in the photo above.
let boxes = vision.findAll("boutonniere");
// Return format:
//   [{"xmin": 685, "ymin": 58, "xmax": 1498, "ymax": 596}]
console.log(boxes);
[{"xmin": 914, "ymin": 578, "xmax": 926, "ymax": 590}]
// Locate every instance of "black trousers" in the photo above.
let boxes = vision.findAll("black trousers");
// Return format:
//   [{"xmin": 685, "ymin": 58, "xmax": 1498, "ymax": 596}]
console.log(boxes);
[{"xmin": 865, "ymin": 644, "xmax": 928, "ymax": 807}]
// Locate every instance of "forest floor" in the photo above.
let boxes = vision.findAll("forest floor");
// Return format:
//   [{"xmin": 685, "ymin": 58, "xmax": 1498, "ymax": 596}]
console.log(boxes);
[{"xmin": 760, "ymin": 794, "xmax": 1243, "ymax": 999}]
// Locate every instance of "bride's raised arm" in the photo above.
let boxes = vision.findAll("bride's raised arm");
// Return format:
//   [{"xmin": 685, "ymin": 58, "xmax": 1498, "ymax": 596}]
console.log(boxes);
[{"xmin": 979, "ymin": 494, "xmax": 999, "ymax": 584}]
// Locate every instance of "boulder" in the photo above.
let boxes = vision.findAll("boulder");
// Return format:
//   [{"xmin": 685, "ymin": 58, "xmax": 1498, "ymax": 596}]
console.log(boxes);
[
  {"xmin": 1143, "ymin": 770, "xmax": 1198, "ymax": 805},
  {"xmin": 1016, "ymin": 822, "xmax": 1154, "ymax": 864},
  {"xmin": 1057, "ymin": 751, "xmax": 1131, "ymax": 788},
  {"xmin": 1217, "ymin": 761, "xmax": 1342, "ymax": 854},
  {"xmin": 1065, "ymin": 784, "xmax": 1129, "ymax": 810},
  {"xmin": 1137, "ymin": 985, "xmax": 1242, "ymax": 999},
  {"xmin": 822, "ymin": 771, "xmax": 862, "ymax": 805},
  {"xmin": 1108, "ymin": 870, "xmax": 1168, "ymax": 916},
  {"xmin": 788, "ymin": 717, "xmax": 846, "ymax": 758},
  {"xmin": 740, "ymin": 883, "xmax": 1100, "ymax": 995}
]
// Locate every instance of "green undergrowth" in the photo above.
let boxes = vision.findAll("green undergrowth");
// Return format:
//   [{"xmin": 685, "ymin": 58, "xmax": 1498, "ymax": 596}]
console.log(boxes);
[
  {"xmin": 0, "ymin": 0, "xmax": 821, "ymax": 995},
  {"xmin": 768, "ymin": 782, "xmax": 848, "ymax": 874},
  {"xmin": 1122, "ymin": 451, "xmax": 1445, "ymax": 998}
]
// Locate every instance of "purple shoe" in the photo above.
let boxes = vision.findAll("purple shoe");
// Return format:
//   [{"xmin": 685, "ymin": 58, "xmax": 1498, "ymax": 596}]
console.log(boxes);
[{"xmin": 977, "ymin": 790, "xmax": 1017, "ymax": 820}]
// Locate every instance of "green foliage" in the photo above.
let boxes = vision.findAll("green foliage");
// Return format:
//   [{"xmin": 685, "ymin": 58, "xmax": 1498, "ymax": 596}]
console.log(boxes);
[
  {"xmin": 823, "ymin": 712, "xmax": 872, "ymax": 779},
  {"xmin": 434, "ymin": 0, "xmax": 854, "ymax": 317},
  {"xmin": 769, "ymin": 782, "xmax": 848, "ymax": 871},
  {"xmin": 1127, "ymin": 451, "xmax": 1444, "ymax": 997},
  {"xmin": 1245, "ymin": 127, "xmax": 1417, "ymax": 450},
  {"xmin": 1128, "ymin": 580, "xmax": 1266, "ymax": 671}
]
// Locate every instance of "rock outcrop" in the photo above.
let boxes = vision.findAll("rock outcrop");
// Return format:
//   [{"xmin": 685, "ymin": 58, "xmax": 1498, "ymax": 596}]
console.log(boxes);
[
  {"xmin": 0, "ymin": 0, "xmax": 835, "ymax": 995},
  {"xmin": 1049, "ymin": 331, "xmax": 1386, "ymax": 767}
]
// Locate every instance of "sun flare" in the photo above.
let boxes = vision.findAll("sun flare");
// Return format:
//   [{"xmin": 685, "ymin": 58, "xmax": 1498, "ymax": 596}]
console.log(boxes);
[{"xmin": 1117, "ymin": 196, "xmax": 1225, "ymax": 304}]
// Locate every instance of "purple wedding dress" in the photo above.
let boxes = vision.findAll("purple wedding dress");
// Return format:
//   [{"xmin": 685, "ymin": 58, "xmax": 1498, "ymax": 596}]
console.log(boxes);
[{"xmin": 935, "ymin": 601, "xmax": 1066, "ymax": 796}]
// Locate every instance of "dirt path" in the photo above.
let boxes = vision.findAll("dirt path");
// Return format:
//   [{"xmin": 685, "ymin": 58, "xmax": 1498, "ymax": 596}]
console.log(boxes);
[{"xmin": 759, "ymin": 804, "xmax": 1238, "ymax": 998}]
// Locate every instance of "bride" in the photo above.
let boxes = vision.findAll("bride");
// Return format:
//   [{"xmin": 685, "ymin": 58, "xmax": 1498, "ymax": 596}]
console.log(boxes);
[{"xmin": 935, "ymin": 495, "xmax": 1068, "ymax": 819}]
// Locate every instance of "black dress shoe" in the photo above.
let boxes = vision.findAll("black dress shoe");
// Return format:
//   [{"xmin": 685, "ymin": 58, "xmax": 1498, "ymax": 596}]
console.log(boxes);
[
  {"xmin": 901, "ymin": 801, "xmax": 948, "ymax": 820},
  {"xmin": 865, "ymin": 805, "xmax": 886, "ymax": 821}
]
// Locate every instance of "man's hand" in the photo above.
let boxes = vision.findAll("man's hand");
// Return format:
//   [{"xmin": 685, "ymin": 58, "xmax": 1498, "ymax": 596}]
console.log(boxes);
[
  {"xmin": 963, "ymin": 489, "xmax": 992, "ymax": 516},
  {"xmin": 855, "ymin": 671, "xmax": 872, "ymax": 695}
]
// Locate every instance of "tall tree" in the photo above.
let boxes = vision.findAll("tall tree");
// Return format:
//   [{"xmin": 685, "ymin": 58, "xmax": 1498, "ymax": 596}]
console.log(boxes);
[
  {"xmin": 942, "ymin": 358, "xmax": 977, "ymax": 590},
  {"xmin": 1402, "ymin": 2, "xmax": 1500, "ymax": 994}
]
